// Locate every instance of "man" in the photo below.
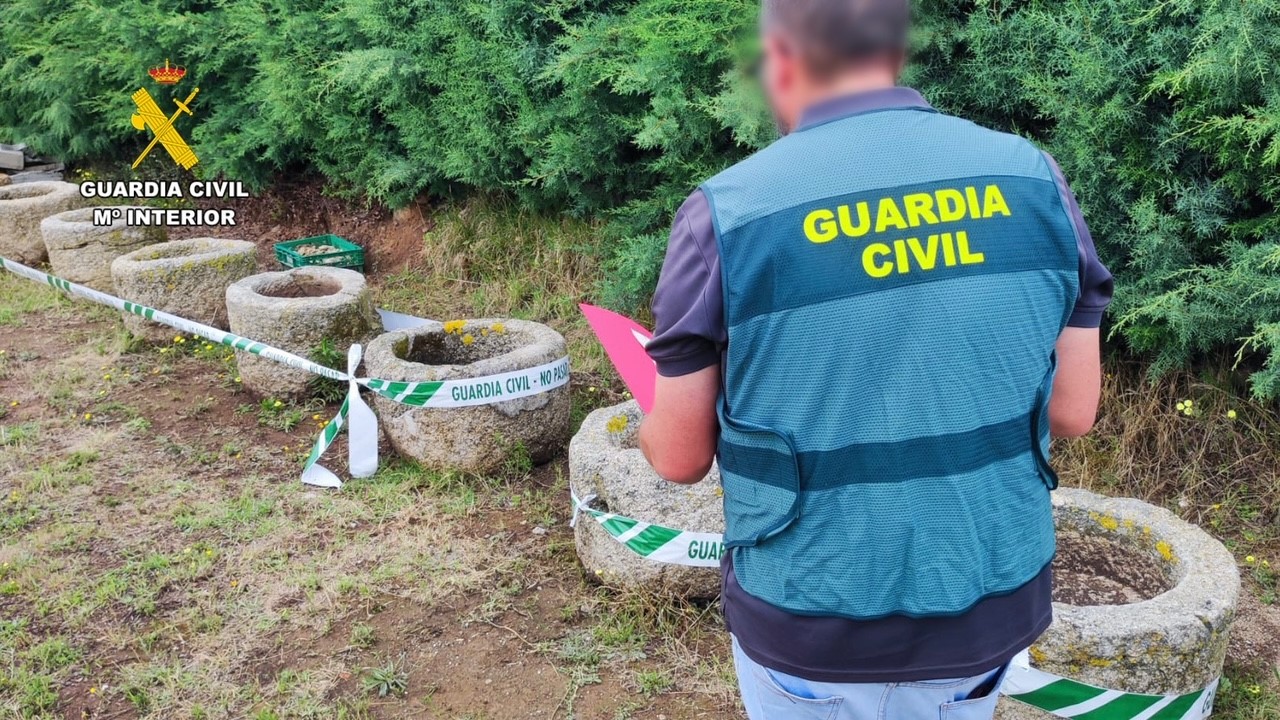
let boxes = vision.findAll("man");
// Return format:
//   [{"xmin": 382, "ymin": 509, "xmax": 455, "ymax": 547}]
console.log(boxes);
[{"xmin": 637, "ymin": 0, "xmax": 1113, "ymax": 718}]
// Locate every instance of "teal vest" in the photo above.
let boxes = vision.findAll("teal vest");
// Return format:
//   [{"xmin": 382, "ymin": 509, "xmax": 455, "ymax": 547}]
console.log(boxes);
[{"xmin": 702, "ymin": 105, "xmax": 1080, "ymax": 620}]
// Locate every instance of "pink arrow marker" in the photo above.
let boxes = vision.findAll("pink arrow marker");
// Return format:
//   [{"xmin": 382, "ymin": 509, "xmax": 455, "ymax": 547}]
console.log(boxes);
[{"xmin": 579, "ymin": 303, "xmax": 657, "ymax": 413}]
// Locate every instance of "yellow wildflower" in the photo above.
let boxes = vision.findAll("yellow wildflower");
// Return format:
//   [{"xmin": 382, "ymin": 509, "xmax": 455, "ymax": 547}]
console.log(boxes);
[
  {"xmin": 1246, "ymin": 555, "xmax": 1256, "ymax": 564},
  {"xmin": 312, "ymin": 414, "xmax": 322, "ymax": 421},
  {"xmin": 461, "ymin": 333, "xmax": 475, "ymax": 345},
  {"xmin": 8, "ymin": 401, "xmax": 15, "ymax": 407},
  {"xmin": 1227, "ymin": 409, "xmax": 1237, "ymax": 420},
  {"xmin": 273, "ymin": 400, "xmax": 282, "ymax": 408},
  {"xmin": 173, "ymin": 335, "xmax": 183, "ymax": 343},
  {"xmin": 83, "ymin": 413, "xmax": 92, "ymax": 421},
  {"xmin": 1175, "ymin": 401, "xmax": 1186, "ymax": 411},
  {"xmin": 234, "ymin": 377, "xmax": 241, "ymax": 383}
]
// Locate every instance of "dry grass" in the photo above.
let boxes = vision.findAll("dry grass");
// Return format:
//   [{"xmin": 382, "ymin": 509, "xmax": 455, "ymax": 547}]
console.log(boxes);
[
  {"xmin": 1058, "ymin": 363, "xmax": 1280, "ymax": 561},
  {"xmin": 376, "ymin": 197, "xmax": 613, "ymax": 385}
]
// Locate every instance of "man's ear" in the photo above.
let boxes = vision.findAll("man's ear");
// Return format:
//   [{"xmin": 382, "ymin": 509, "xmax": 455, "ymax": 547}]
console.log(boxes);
[{"xmin": 772, "ymin": 34, "xmax": 799, "ymax": 82}]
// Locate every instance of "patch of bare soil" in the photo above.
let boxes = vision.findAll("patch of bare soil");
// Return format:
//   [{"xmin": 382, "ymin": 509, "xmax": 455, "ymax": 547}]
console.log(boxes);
[
  {"xmin": 0, "ymin": 290, "xmax": 735, "ymax": 720},
  {"xmin": 170, "ymin": 176, "xmax": 433, "ymax": 277},
  {"xmin": 1051, "ymin": 531, "xmax": 1172, "ymax": 606},
  {"xmin": 1227, "ymin": 584, "xmax": 1280, "ymax": 674}
]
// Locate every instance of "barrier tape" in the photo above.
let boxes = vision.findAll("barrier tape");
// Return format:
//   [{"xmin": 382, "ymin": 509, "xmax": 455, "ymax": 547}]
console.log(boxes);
[
  {"xmin": 570, "ymin": 493, "xmax": 725, "ymax": 567},
  {"xmin": 1003, "ymin": 650, "xmax": 1216, "ymax": 719},
  {"xmin": 0, "ymin": 256, "xmax": 570, "ymax": 487},
  {"xmin": 569, "ymin": 497, "xmax": 1218, "ymax": 718}
]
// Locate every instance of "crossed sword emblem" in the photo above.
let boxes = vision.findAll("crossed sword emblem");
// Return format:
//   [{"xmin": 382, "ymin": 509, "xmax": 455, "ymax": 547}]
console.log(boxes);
[{"xmin": 130, "ymin": 87, "xmax": 200, "ymax": 170}]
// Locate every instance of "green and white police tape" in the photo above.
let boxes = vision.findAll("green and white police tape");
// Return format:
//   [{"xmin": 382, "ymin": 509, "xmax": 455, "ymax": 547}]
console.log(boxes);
[
  {"xmin": 0, "ymin": 255, "xmax": 570, "ymax": 488},
  {"xmin": 570, "ymin": 494, "xmax": 1218, "ymax": 719},
  {"xmin": 1002, "ymin": 650, "xmax": 1216, "ymax": 720},
  {"xmin": 571, "ymin": 492, "xmax": 725, "ymax": 567}
]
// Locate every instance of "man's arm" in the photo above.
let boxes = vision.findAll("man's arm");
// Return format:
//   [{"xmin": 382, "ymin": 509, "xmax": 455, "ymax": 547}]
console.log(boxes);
[
  {"xmin": 638, "ymin": 190, "xmax": 725, "ymax": 484},
  {"xmin": 639, "ymin": 366, "xmax": 720, "ymax": 483},
  {"xmin": 1050, "ymin": 327, "xmax": 1101, "ymax": 438},
  {"xmin": 1044, "ymin": 152, "xmax": 1111, "ymax": 438}
]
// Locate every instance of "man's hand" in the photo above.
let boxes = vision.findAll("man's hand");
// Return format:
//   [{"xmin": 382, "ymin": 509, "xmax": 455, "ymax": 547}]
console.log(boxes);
[
  {"xmin": 638, "ymin": 365, "xmax": 720, "ymax": 484},
  {"xmin": 1050, "ymin": 327, "xmax": 1102, "ymax": 438}
]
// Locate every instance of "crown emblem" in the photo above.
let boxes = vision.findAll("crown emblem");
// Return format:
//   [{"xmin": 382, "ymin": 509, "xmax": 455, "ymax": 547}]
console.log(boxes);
[{"xmin": 148, "ymin": 59, "xmax": 186, "ymax": 85}]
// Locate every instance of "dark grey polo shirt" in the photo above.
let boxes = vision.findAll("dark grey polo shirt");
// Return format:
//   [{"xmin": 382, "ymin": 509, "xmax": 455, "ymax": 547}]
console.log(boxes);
[{"xmin": 646, "ymin": 87, "xmax": 1114, "ymax": 682}]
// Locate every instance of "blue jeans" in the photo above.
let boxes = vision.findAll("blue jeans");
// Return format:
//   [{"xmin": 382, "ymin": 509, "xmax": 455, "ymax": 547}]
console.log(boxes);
[{"xmin": 732, "ymin": 636, "xmax": 1008, "ymax": 720}]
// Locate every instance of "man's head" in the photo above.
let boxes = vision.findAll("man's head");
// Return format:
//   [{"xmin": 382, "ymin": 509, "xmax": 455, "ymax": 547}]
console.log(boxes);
[{"xmin": 760, "ymin": 0, "xmax": 910, "ymax": 132}]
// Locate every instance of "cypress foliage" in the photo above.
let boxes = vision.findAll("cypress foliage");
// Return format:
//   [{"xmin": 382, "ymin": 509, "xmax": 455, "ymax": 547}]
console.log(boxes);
[{"xmin": 2, "ymin": 0, "xmax": 1279, "ymax": 395}]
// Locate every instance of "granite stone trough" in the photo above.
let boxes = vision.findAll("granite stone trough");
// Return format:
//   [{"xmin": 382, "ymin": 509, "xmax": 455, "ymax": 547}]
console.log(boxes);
[
  {"xmin": 110, "ymin": 238, "xmax": 257, "ymax": 342},
  {"xmin": 569, "ymin": 400, "xmax": 724, "ymax": 598},
  {"xmin": 568, "ymin": 412, "xmax": 1240, "ymax": 687},
  {"xmin": 0, "ymin": 181, "xmax": 87, "ymax": 264},
  {"xmin": 363, "ymin": 318, "xmax": 570, "ymax": 475},
  {"xmin": 997, "ymin": 488, "xmax": 1238, "ymax": 718},
  {"xmin": 226, "ymin": 267, "xmax": 382, "ymax": 398},
  {"xmin": 41, "ymin": 206, "xmax": 167, "ymax": 291}
]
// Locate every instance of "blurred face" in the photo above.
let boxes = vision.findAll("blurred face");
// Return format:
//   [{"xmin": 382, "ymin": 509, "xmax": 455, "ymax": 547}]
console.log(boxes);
[
  {"xmin": 759, "ymin": 24, "xmax": 904, "ymax": 135},
  {"xmin": 761, "ymin": 29, "xmax": 808, "ymax": 135}
]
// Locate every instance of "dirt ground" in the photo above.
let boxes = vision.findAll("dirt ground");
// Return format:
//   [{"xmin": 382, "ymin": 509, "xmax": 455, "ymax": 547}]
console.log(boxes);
[{"xmin": 0, "ymin": 274, "xmax": 735, "ymax": 719}]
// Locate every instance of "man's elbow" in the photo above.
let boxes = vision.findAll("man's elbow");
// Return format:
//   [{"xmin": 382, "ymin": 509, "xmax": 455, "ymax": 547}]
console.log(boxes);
[
  {"xmin": 1051, "ymin": 412, "xmax": 1097, "ymax": 439},
  {"xmin": 651, "ymin": 457, "xmax": 713, "ymax": 485}
]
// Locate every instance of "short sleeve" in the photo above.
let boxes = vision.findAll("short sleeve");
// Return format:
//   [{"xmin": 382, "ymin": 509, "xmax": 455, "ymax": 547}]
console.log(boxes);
[
  {"xmin": 1044, "ymin": 153, "xmax": 1114, "ymax": 329},
  {"xmin": 645, "ymin": 190, "xmax": 726, "ymax": 376}
]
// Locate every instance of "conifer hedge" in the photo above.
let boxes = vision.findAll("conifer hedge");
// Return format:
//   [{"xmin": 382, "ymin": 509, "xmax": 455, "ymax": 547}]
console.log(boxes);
[{"xmin": 2, "ymin": 0, "xmax": 1279, "ymax": 395}]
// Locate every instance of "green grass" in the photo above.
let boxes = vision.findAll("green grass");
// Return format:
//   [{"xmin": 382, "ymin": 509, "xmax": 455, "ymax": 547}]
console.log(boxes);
[{"xmin": 0, "ymin": 273, "xmax": 73, "ymax": 326}]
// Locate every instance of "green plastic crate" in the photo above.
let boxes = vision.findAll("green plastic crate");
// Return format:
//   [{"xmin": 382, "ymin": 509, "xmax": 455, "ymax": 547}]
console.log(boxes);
[{"xmin": 274, "ymin": 234, "xmax": 365, "ymax": 271}]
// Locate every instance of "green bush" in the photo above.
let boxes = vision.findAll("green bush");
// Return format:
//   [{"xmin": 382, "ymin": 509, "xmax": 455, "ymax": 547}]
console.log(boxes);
[{"xmin": 3, "ymin": 0, "xmax": 1280, "ymax": 395}]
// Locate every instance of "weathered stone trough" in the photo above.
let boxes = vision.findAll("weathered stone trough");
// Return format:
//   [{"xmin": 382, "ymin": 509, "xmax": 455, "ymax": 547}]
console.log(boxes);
[
  {"xmin": 569, "ymin": 406, "xmax": 1239, "ymax": 698},
  {"xmin": 364, "ymin": 318, "xmax": 570, "ymax": 475},
  {"xmin": 40, "ymin": 206, "xmax": 167, "ymax": 291},
  {"xmin": 569, "ymin": 400, "xmax": 724, "ymax": 598},
  {"xmin": 998, "ymin": 488, "xmax": 1238, "ymax": 718},
  {"xmin": 110, "ymin": 238, "xmax": 257, "ymax": 341},
  {"xmin": 0, "ymin": 181, "xmax": 87, "ymax": 264},
  {"xmin": 226, "ymin": 267, "xmax": 382, "ymax": 398}
]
